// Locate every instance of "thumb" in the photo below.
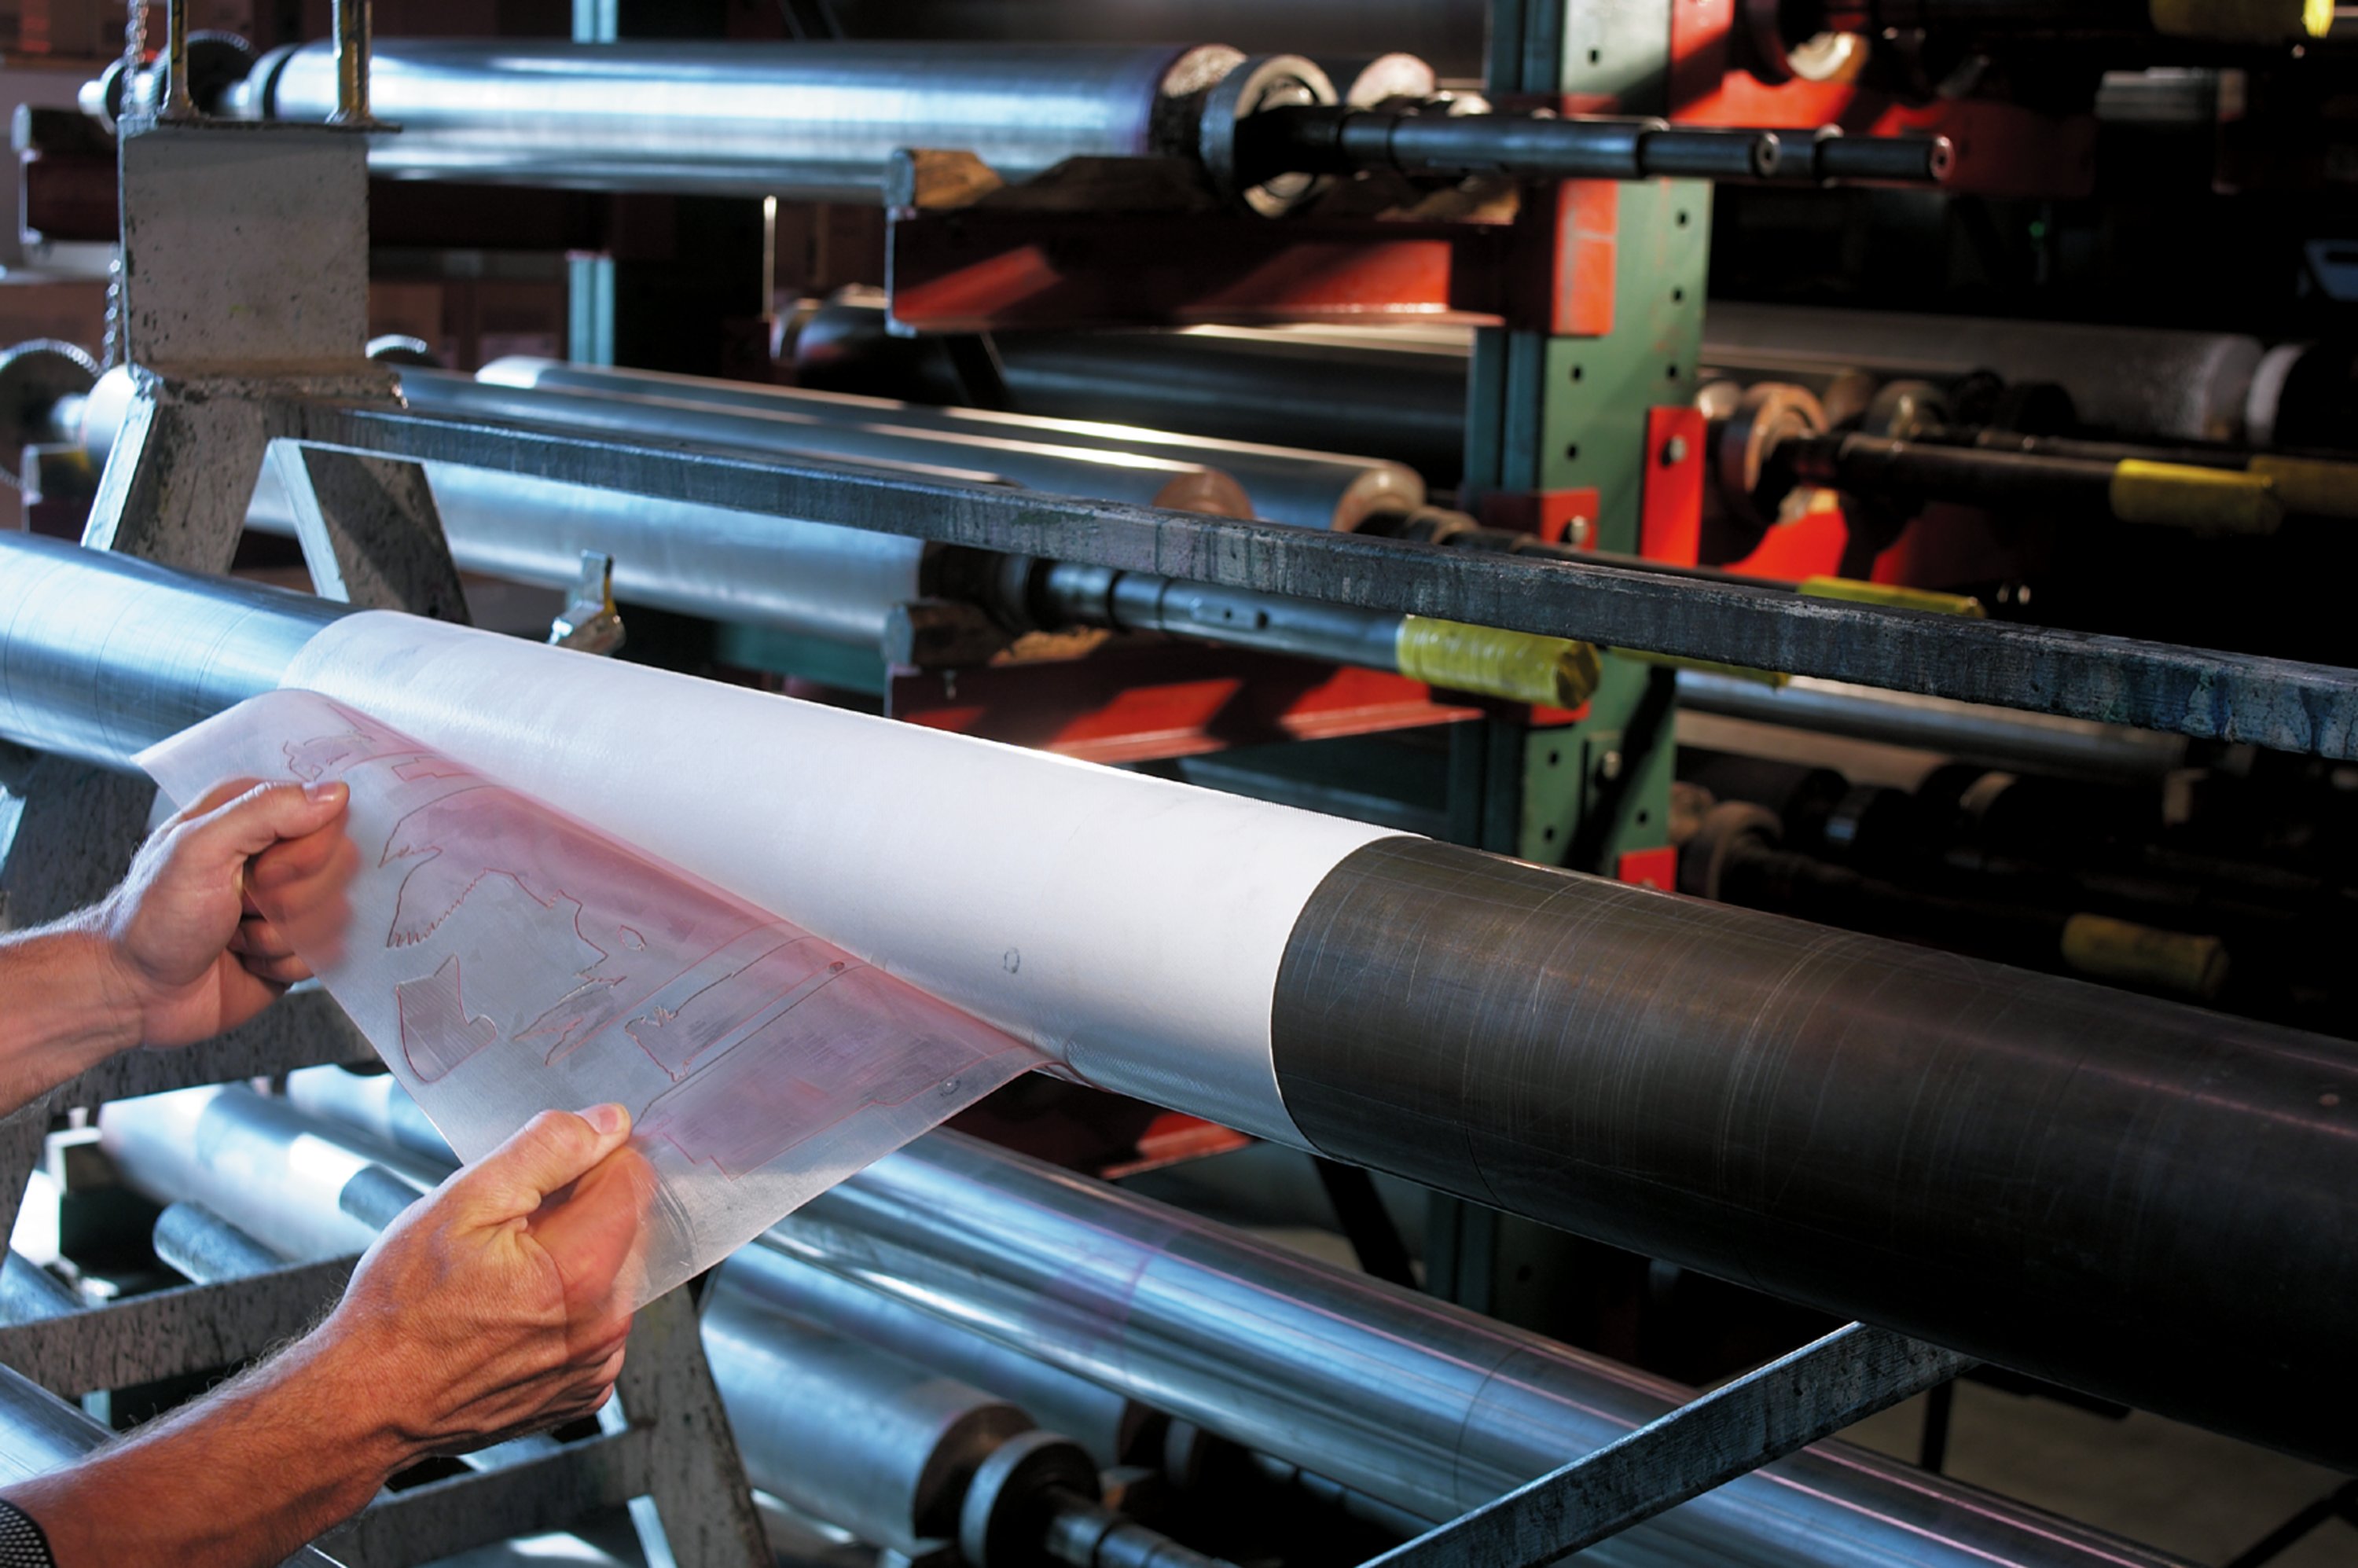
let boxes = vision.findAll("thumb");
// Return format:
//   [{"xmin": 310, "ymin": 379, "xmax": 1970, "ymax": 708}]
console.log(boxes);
[
  {"xmin": 461, "ymin": 1105, "xmax": 634, "ymax": 1221},
  {"xmin": 178, "ymin": 780, "xmax": 350, "ymax": 876}
]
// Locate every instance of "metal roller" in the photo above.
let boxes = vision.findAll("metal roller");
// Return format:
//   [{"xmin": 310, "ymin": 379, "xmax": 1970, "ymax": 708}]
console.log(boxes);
[
  {"xmin": 473, "ymin": 358, "xmax": 1427, "ymax": 534},
  {"xmin": 1674, "ymin": 671, "xmax": 2193, "ymax": 783},
  {"xmin": 212, "ymin": 40, "xmax": 1278, "ymax": 203},
  {"xmin": 86, "ymin": 39, "xmax": 1937, "ymax": 207},
  {"xmin": 97, "ymin": 1085, "xmax": 443, "ymax": 1261},
  {"xmin": 769, "ymin": 1133, "xmax": 2194, "ymax": 1568},
  {"xmin": 394, "ymin": 371, "xmax": 1254, "ymax": 521},
  {"xmin": 107, "ymin": 1077, "xmax": 2191, "ymax": 1568},
  {"xmin": 714, "ymin": 1243, "xmax": 1157, "ymax": 1471},
  {"xmin": 11, "ymin": 539, "xmax": 2357, "ymax": 1469},
  {"xmin": 703, "ymin": 1290, "xmax": 1036, "ymax": 1555},
  {"xmin": 247, "ymin": 461, "xmax": 935, "ymax": 650},
  {"xmin": 793, "ymin": 295, "xmax": 2348, "ymax": 471},
  {"xmin": 790, "ymin": 296, "xmax": 1474, "ymax": 487}
]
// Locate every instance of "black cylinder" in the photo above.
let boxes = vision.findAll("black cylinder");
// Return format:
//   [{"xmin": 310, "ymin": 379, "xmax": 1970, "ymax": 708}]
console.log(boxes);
[{"xmin": 1268, "ymin": 836, "xmax": 2358, "ymax": 1469}]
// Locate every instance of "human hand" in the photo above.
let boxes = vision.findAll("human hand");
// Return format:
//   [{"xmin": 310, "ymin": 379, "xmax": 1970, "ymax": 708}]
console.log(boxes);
[
  {"xmin": 316, "ymin": 1106, "xmax": 655, "ymax": 1460},
  {"xmin": 94, "ymin": 778, "xmax": 352, "ymax": 1048}
]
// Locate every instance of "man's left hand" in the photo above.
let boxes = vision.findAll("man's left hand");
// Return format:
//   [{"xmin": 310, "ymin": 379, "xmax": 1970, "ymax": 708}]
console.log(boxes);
[{"xmin": 95, "ymin": 779, "xmax": 352, "ymax": 1048}]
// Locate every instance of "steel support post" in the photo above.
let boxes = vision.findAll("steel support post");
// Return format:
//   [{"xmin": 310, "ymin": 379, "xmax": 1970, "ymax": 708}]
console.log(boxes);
[
  {"xmin": 0, "ymin": 105, "xmax": 764, "ymax": 1567},
  {"xmin": 1362, "ymin": 1323, "xmax": 1977, "ymax": 1568}
]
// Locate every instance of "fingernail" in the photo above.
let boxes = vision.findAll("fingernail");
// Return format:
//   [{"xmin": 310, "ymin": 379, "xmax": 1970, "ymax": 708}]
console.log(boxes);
[
  {"xmin": 304, "ymin": 780, "xmax": 347, "ymax": 804},
  {"xmin": 583, "ymin": 1103, "xmax": 628, "ymax": 1137}
]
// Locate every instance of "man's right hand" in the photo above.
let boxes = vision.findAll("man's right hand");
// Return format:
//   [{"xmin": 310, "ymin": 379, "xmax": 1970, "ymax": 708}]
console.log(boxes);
[{"xmin": 320, "ymin": 1103, "xmax": 656, "ymax": 1458}]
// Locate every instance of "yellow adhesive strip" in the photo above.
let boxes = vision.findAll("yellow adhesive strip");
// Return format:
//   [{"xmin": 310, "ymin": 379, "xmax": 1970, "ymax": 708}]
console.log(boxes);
[
  {"xmin": 1798, "ymin": 577, "xmax": 1987, "ymax": 619},
  {"xmin": 2060, "ymin": 913, "xmax": 2230, "ymax": 1001},
  {"xmin": 1396, "ymin": 616, "xmax": 1603, "ymax": 709},
  {"xmin": 2109, "ymin": 460, "xmax": 2283, "ymax": 535},
  {"xmin": 2249, "ymin": 456, "xmax": 2358, "ymax": 520}
]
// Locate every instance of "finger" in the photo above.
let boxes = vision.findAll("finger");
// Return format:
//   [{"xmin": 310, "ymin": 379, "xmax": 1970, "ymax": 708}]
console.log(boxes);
[
  {"xmin": 532, "ymin": 1141, "xmax": 656, "ymax": 1315},
  {"xmin": 160, "ymin": 777, "xmax": 263, "ymax": 833},
  {"xmin": 232, "ymin": 916, "xmax": 298, "ymax": 961},
  {"xmin": 211, "ymin": 965, "xmax": 290, "ymax": 1034},
  {"xmin": 175, "ymin": 781, "xmax": 351, "ymax": 883},
  {"xmin": 459, "ymin": 1106, "xmax": 634, "ymax": 1222},
  {"xmin": 248, "ymin": 819, "xmax": 349, "ymax": 892},
  {"xmin": 237, "ymin": 953, "xmax": 313, "ymax": 987}
]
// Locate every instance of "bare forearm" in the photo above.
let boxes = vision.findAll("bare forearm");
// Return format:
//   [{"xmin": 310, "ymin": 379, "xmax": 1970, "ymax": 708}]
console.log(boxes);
[
  {"xmin": 2, "ymin": 1331, "xmax": 406, "ymax": 1568},
  {"xmin": 0, "ymin": 923, "xmax": 138, "ymax": 1114}
]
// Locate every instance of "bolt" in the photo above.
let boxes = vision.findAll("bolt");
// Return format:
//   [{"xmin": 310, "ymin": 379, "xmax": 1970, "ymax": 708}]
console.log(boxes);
[
  {"xmin": 1597, "ymin": 750, "xmax": 1625, "ymax": 783},
  {"xmin": 1661, "ymin": 436, "xmax": 1689, "ymax": 467},
  {"xmin": 1565, "ymin": 515, "xmax": 1592, "ymax": 548}
]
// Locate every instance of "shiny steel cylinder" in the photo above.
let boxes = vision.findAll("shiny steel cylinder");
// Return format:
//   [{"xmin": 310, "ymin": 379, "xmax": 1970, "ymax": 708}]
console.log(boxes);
[
  {"xmin": 396, "ymin": 371, "xmax": 1254, "ymax": 519},
  {"xmin": 703, "ymin": 1284, "xmax": 1034, "ymax": 1552},
  {"xmin": 773, "ymin": 1132, "xmax": 2192, "ymax": 1568},
  {"xmin": 0, "ymin": 1255, "xmax": 83, "ymax": 1325},
  {"xmin": 219, "ymin": 39, "xmax": 1249, "ymax": 199},
  {"xmin": 717, "ymin": 1243, "xmax": 1154, "ymax": 1469},
  {"xmin": 0, "ymin": 533, "xmax": 345, "ymax": 770},
  {"xmin": 1676, "ymin": 671, "xmax": 2193, "ymax": 783},
  {"xmin": 0, "ymin": 1364, "xmax": 116, "ymax": 1485},
  {"xmin": 97, "ymin": 1085, "xmax": 448, "ymax": 1262},
  {"xmin": 475, "ymin": 358, "xmax": 1426, "ymax": 533},
  {"xmin": 245, "ymin": 461, "xmax": 931, "ymax": 649},
  {"xmin": 152, "ymin": 1202, "xmax": 284, "ymax": 1282},
  {"xmin": 791, "ymin": 296, "xmax": 1473, "ymax": 487}
]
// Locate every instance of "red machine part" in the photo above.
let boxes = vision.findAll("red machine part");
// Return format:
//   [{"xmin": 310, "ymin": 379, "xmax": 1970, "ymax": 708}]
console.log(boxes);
[{"xmin": 885, "ymin": 639, "xmax": 1489, "ymax": 763}]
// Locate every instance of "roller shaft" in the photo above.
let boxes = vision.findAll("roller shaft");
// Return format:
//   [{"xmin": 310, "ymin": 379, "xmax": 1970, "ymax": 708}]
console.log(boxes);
[{"xmin": 1246, "ymin": 105, "xmax": 1784, "ymax": 183}]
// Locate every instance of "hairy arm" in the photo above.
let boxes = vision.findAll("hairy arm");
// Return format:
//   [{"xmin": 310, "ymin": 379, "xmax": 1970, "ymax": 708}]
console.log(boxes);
[
  {"xmin": 0, "ymin": 779, "xmax": 348, "ymax": 1116},
  {"xmin": 4, "ymin": 1107, "xmax": 649, "ymax": 1568}
]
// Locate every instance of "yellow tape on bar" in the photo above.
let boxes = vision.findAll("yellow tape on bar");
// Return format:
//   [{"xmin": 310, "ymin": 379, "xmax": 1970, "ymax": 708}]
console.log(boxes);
[
  {"xmin": 2109, "ymin": 460, "xmax": 2283, "ymax": 535},
  {"xmin": 2060, "ymin": 913, "xmax": 2230, "ymax": 1001},
  {"xmin": 1798, "ymin": 577, "xmax": 1987, "ymax": 618},
  {"xmin": 1397, "ymin": 616, "xmax": 1603, "ymax": 708},
  {"xmin": 2250, "ymin": 456, "xmax": 2358, "ymax": 520},
  {"xmin": 2149, "ymin": 0, "xmax": 2330, "ymax": 39}
]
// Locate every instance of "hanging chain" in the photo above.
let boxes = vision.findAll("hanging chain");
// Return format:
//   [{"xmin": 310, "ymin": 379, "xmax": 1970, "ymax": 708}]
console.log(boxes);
[{"xmin": 98, "ymin": 0, "xmax": 152, "ymax": 369}]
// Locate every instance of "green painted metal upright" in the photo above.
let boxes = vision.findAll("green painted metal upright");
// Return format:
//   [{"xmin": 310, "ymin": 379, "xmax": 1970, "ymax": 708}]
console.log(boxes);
[
  {"xmin": 1455, "ymin": 0, "xmax": 1701, "ymax": 879},
  {"xmin": 1431, "ymin": 0, "xmax": 1709, "ymax": 1326}
]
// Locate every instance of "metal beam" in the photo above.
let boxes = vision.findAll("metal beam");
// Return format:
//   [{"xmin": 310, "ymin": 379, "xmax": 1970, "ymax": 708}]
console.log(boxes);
[
  {"xmin": 283, "ymin": 399, "xmax": 2358, "ymax": 758},
  {"xmin": 1365, "ymin": 1324, "xmax": 1976, "ymax": 1568}
]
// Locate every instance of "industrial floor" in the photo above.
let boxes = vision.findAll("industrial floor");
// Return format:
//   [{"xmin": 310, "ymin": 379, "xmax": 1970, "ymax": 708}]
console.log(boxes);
[{"xmin": 1845, "ymin": 1390, "xmax": 2355, "ymax": 1567}]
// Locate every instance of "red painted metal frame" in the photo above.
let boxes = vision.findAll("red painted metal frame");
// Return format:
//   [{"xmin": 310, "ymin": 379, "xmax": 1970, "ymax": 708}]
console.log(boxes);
[
  {"xmin": 886, "ymin": 206, "xmax": 1521, "ymax": 332},
  {"xmin": 886, "ymin": 639, "xmax": 1486, "ymax": 764}
]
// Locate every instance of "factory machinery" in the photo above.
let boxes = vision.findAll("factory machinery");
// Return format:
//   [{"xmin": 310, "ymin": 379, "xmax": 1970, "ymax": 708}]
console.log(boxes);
[{"xmin": 0, "ymin": 0, "xmax": 2353, "ymax": 1565}]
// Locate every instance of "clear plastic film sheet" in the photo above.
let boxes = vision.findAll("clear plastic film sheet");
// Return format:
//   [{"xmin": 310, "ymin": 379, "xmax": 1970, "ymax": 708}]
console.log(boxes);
[{"xmin": 139, "ymin": 689, "xmax": 1047, "ymax": 1305}]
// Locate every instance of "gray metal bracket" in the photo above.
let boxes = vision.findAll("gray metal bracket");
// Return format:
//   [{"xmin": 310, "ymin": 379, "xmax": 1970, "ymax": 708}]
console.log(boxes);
[
  {"xmin": 1363, "ymin": 1321, "xmax": 1975, "ymax": 1568},
  {"xmin": 0, "ymin": 108, "xmax": 763, "ymax": 1567}
]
